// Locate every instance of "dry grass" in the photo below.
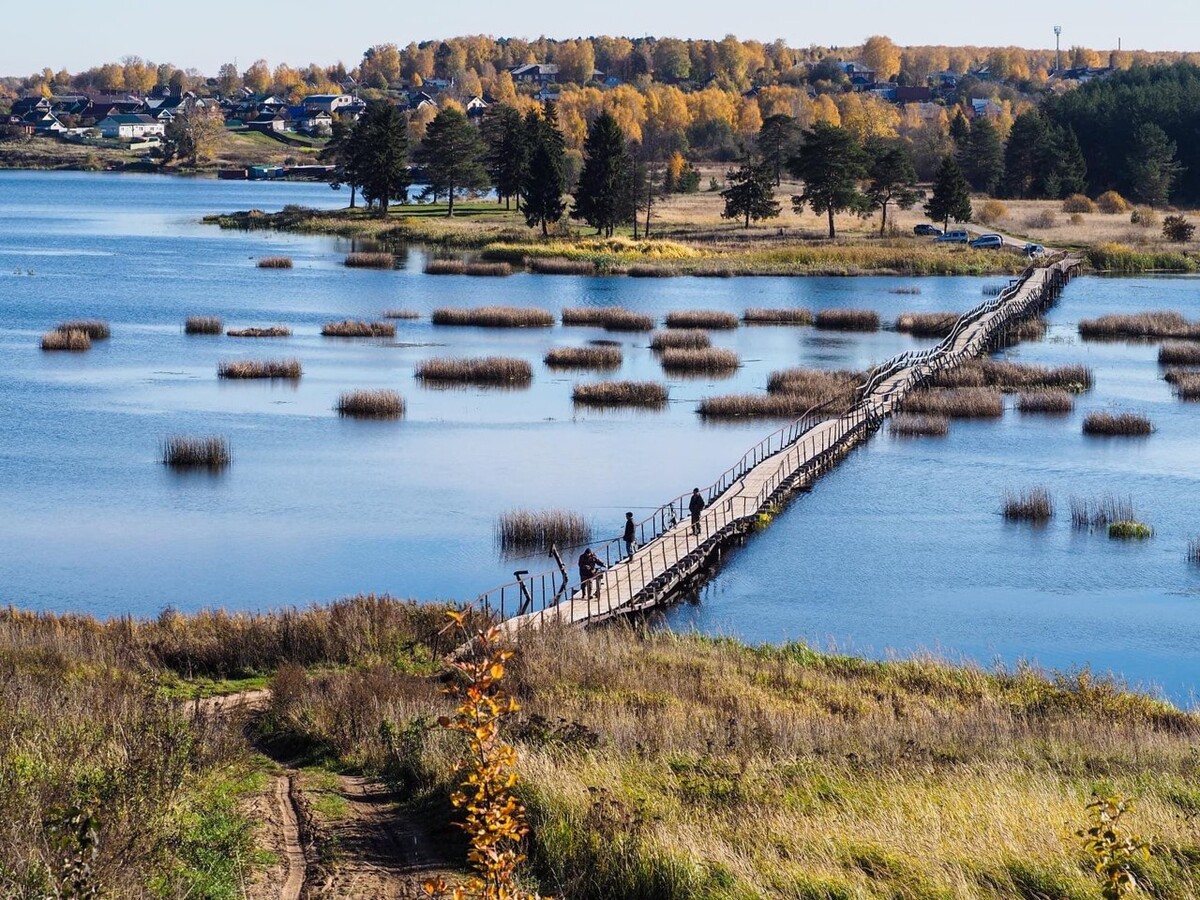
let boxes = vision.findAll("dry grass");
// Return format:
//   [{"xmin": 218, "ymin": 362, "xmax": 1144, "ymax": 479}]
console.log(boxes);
[
  {"xmin": 902, "ymin": 388, "xmax": 1005, "ymax": 418},
  {"xmin": 561, "ymin": 307, "xmax": 655, "ymax": 332},
  {"xmin": 217, "ymin": 358, "xmax": 302, "ymax": 380},
  {"xmin": 185, "ymin": 316, "xmax": 223, "ymax": 335},
  {"xmin": 1166, "ymin": 371, "xmax": 1200, "ymax": 400},
  {"xmin": 1070, "ymin": 494, "xmax": 1135, "ymax": 529},
  {"xmin": 529, "ymin": 258, "xmax": 597, "ymax": 275},
  {"xmin": 1017, "ymin": 390, "xmax": 1075, "ymax": 414},
  {"xmin": 336, "ymin": 389, "xmax": 405, "ymax": 419},
  {"xmin": 663, "ymin": 310, "xmax": 739, "ymax": 330},
  {"xmin": 431, "ymin": 306, "xmax": 553, "ymax": 328},
  {"xmin": 1002, "ymin": 487, "xmax": 1054, "ymax": 523},
  {"xmin": 56, "ymin": 319, "xmax": 110, "ymax": 339},
  {"xmin": 650, "ymin": 329, "xmax": 711, "ymax": 350},
  {"xmin": 742, "ymin": 307, "xmax": 814, "ymax": 326},
  {"xmin": 766, "ymin": 367, "xmax": 864, "ymax": 413},
  {"xmin": 895, "ymin": 311, "xmax": 961, "ymax": 337},
  {"xmin": 995, "ymin": 317, "xmax": 1048, "ymax": 348},
  {"xmin": 416, "ymin": 356, "xmax": 533, "ymax": 385},
  {"xmin": 814, "ymin": 308, "xmax": 881, "ymax": 331},
  {"xmin": 626, "ymin": 264, "xmax": 677, "ymax": 277},
  {"xmin": 1082, "ymin": 411, "xmax": 1153, "ymax": 436},
  {"xmin": 658, "ymin": 347, "xmax": 740, "ymax": 374},
  {"xmin": 321, "ymin": 320, "xmax": 396, "ymax": 338},
  {"xmin": 932, "ymin": 360, "xmax": 1093, "ymax": 392},
  {"xmin": 496, "ymin": 509, "xmax": 591, "ymax": 553},
  {"xmin": 227, "ymin": 325, "xmax": 292, "ymax": 338},
  {"xmin": 344, "ymin": 251, "xmax": 396, "ymax": 268},
  {"xmin": 889, "ymin": 414, "xmax": 949, "ymax": 436},
  {"xmin": 572, "ymin": 380, "xmax": 668, "ymax": 407},
  {"xmin": 1158, "ymin": 343, "xmax": 1200, "ymax": 365},
  {"xmin": 543, "ymin": 346, "xmax": 623, "ymax": 370},
  {"xmin": 40, "ymin": 328, "xmax": 91, "ymax": 351},
  {"xmin": 1078, "ymin": 311, "xmax": 1200, "ymax": 341},
  {"xmin": 256, "ymin": 256, "xmax": 293, "ymax": 268},
  {"xmin": 382, "ymin": 308, "xmax": 421, "ymax": 320},
  {"xmin": 697, "ymin": 392, "xmax": 816, "ymax": 419},
  {"xmin": 161, "ymin": 435, "xmax": 230, "ymax": 470},
  {"xmin": 425, "ymin": 259, "xmax": 513, "ymax": 276}
]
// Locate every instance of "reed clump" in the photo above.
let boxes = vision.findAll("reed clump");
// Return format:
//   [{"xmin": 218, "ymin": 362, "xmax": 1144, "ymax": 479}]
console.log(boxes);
[
  {"xmin": 1108, "ymin": 520, "xmax": 1153, "ymax": 540},
  {"xmin": 996, "ymin": 317, "xmax": 1048, "ymax": 347},
  {"xmin": 895, "ymin": 311, "xmax": 961, "ymax": 337},
  {"xmin": 217, "ymin": 358, "xmax": 302, "ymax": 380},
  {"xmin": 561, "ymin": 307, "xmax": 655, "ymax": 332},
  {"xmin": 227, "ymin": 325, "xmax": 291, "ymax": 338},
  {"xmin": 697, "ymin": 392, "xmax": 815, "ymax": 419},
  {"xmin": 664, "ymin": 310, "xmax": 739, "ymax": 330},
  {"xmin": 543, "ymin": 346, "xmax": 623, "ymax": 370},
  {"xmin": 431, "ymin": 306, "xmax": 553, "ymax": 328},
  {"xmin": 1078, "ymin": 311, "xmax": 1200, "ymax": 341},
  {"xmin": 1002, "ymin": 487, "xmax": 1054, "ymax": 523},
  {"xmin": 496, "ymin": 509, "xmax": 591, "ymax": 553},
  {"xmin": 767, "ymin": 367, "xmax": 864, "ymax": 413},
  {"xmin": 1158, "ymin": 343, "xmax": 1200, "ymax": 365},
  {"xmin": 344, "ymin": 252, "xmax": 396, "ymax": 268},
  {"xmin": 56, "ymin": 320, "xmax": 111, "ymax": 340},
  {"xmin": 416, "ymin": 356, "xmax": 533, "ymax": 386},
  {"xmin": 572, "ymin": 380, "xmax": 668, "ymax": 407},
  {"xmin": 742, "ymin": 307, "xmax": 814, "ymax": 326},
  {"xmin": 382, "ymin": 308, "xmax": 421, "ymax": 320},
  {"xmin": 888, "ymin": 285, "xmax": 922, "ymax": 295},
  {"xmin": 40, "ymin": 328, "xmax": 91, "ymax": 351},
  {"xmin": 1166, "ymin": 371, "xmax": 1200, "ymax": 399},
  {"xmin": 161, "ymin": 435, "xmax": 230, "ymax": 470},
  {"xmin": 650, "ymin": 329, "xmax": 711, "ymax": 350},
  {"xmin": 889, "ymin": 414, "xmax": 949, "ymax": 436},
  {"xmin": 425, "ymin": 259, "xmax": 513, "ymax": 276},
  {"xmin": 529, "ymin": 258, "xmax": 597, "ymax": 275},
  {"xmin": 337, "ymin": 389, "xmax": 405, "ymax": 419},
  {"xmin": 1017, "ymin": 390, "xmax": 1075, "ymax": 414},
  {"xmin": 814, "ymin": 308, "xmax": 881, "ymax": 331},
  {"xmin": 626, "ymin": 264, "xmax": 676, "ymax": 277},
  {"xmin": 256, "ymin": 256, "xmax": 293, "ymax": 268},
  {"xmin": 659, "ymin": 347, "xmax": 740, "ymax": 374},
  {"xmin": 1082, "ymin": 411, "xmax": 1153, "ymax": 436},
  {"xmin": 902, "ymin": 388, "xmax": 1004, "ymax": 418},
  {"xmin": 321, "ymin": 320, "xmax": 396, "ymax": 338},
  {"xmin": 184, "ymin": 316, "xmax": 223, "ymax": 335},
  {"xmin": 1189, "ymin": 537, "xmax": 1200, "ymax": 564},
  {"xmin": 1070, "ymin": 494, "xmax": 1135, "ymax": 529},
  {"xmin": 932, "ymin": 360, "xmax": 1092, "ymax": 392}
]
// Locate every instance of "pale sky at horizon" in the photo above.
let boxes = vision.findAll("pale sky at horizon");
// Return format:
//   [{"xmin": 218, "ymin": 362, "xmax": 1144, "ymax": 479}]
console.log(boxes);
[{"xmin": 4, "ymin": 0, "xmax": 1198, "ymax": 76}]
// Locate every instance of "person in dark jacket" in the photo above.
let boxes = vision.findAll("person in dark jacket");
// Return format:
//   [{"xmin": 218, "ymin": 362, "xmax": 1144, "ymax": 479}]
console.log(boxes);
[
  {"xmin": 623, "ymin": 512, "xmax": 636, "ymax": 558},
  {"xmin": 689, "ymin": 488, "xmax": 705, "ymax": 534},
  {"xmin": 578, "ymin": 548, "xmax": 604, "ymax": 599}
]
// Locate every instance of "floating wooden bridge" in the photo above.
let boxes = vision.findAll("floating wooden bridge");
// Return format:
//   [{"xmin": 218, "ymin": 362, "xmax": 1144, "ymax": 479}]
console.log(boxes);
[{"xmin": 480, "ymin": 255, "xmax": 1083, "ymax": 635}]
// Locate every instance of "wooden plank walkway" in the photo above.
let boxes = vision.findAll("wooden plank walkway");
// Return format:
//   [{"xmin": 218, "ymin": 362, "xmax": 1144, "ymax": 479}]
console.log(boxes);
[{"xmin": 487, "ymin": 255, "xmax": 1083, "ymax": 635}]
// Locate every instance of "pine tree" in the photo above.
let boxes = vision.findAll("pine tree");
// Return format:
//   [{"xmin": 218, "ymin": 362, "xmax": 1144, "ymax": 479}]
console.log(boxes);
[
  {"xmin": 480, "ymin": 104, "xmax": 527, "ymax": 210},
  {"xmin": 787, "ymin": 121, "xmax": 867, "ymax": 238},
  {"xmin": 521, "ymin": 103, "xmax": 568, "ymax": 236},
  {"xmin": 572, "ymin": 110, "xmax": 634, "ymax": 237},
  {"xmin": 864, "ymin": 140, "xmax": 920, "ymax": 235},
  {"xmin": 925, "ymin": 155, "xmax": 973, "ymax": 229},
  {"xmin": 344, "ymin": 101, "xmax": 410, "ymax": 215},
  {"xmin": 414, "ymin": 107, "xmax": 487, "ymax": 217},
  {"xmin": 721, "ymin": 160, "xmax": 781, "ymax": 228}
]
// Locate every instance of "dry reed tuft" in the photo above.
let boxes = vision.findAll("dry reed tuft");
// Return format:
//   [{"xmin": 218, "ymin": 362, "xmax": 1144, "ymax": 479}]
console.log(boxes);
[
  {"xmin": 888, "ymin": 285, "xmax": 922, "ymax": 295},
  {"xmin": 627, "ymin": 264, "xmax": 676, "ymax": 277},
  {"xmin": 1017, "ymin": 390, "xmax": 1075, "ymax": 414},
  {"xmin": 1078, "ymin": 311, "xmax": 1200, "ymax": 341},
  {"xmin": 496, "ymin": 509, "xmax": 591, "ymax": 552},
  {"xmin": 217, "ymin": 358, "xmax": 302, "ymax": 380},
  {"xmin": 1167, "ymin": 371, "xmax": 1200, "ymax": 400},
  {"xmin": 184, "ymin": 316, "xmax": 223, "ymax": 335},
  {"xmin": 336, "ymin": 389, "xmax": 405, "ymax": 419},
  {"xmin": 932, "ymin": 360, "xmax": 1092, "ymax": 392},
  {"xmin": 1158, "ymin": 343, "xmax": 1200, "ymax": 365},
  {"xmin": 572, "ymin": 380, "xmax": 668, "ymax": 407},
  {"xmin": 416, "ymin": 356, "xmax": 533, "ymax": 385},
  {"xmin": 1070, "ymin": 494, "xmax": 1135, "ymax": 529},
  {"xmin": 321, "ymin": 320, "xmax": 396, "ymax": 338},
  {"xmin": 996, "ymin": 317, "xmax": 1048, "ymax": 348},
  {"xmin": 1189, "ymin": 537, "xmax": 1200, "ymax": 564},
  {"xmin": 902, "ymin": 388, "xmax": 1004, "ymax": 418},
  {"xmin": 529, "ymin": 257, "xmax": 596, "ymax": 275},
  {"xmin": 425, "ymin": 259, "xmax": 512, "ymax": 276},
  {"xmin": 742, "ymin": 307, "xmax": 814, "ymax": 326},
  {"xmin": 697, "ymin": 392, "xmax": 816, "ymax": 419},
  {"xmin": 543, "ymin": 346, "xmax": 623, "ymax": 370},
  {"xmin": 814, "ymin": 308, "xmax": 881, "ymax": 331},
  {"xmin": 766, "ymin": 367, "xmax": 864, "ymax": 413},
  {"xmin": 664, "ymin": 310, "xmax": 739, "ymax": 330},
  {"xmin": 889, "ymin": 414, "xmax": 949, "ymax": 436},
  {"xmin": 1082, "ymin": 411, "xmax": 1153, "ymax": 436},
  {"xmin": 561, "ymin": 307, "xmax": 655, "ymax": 332},
  {"xmin": 895, "ymin": 311, "xmax": 962, "ymax": 337},
  {"xmin": 161, "ymin": 435, "xmax": 230, "ymax": 470},
  {"xmin": 344, "ymin": 251, "xmax": 396, "ymax": 268},
  {"xmin": 257, "ymin": 256, "xmax": 293, "ymax": 268},
  {"xmin": 56, "ymin": 320, "xmax": 110, "ymax": 339},
  {"xmin": 431, "ymin": 306, "xmax": 553, "ymax": 328},
  {"xmin": 382, "ymin": 308, "xmax": 421, "ymax": 320},
  {"xmin": 650, "ymin": 329, "xmax": 712, "ymax": 350},
  {"xmin": 226, "ymin": 325, "xmax": 292, "ymax": 338},
  {"xmin": 1002, "ymin": 487, "xmax": 1054, "ymax": 522},
  {"xmin": 659, "ymin": 347, "xmax": 741, "ymax": 373},
  {"xmin": 40, "ymin": 329, "xmax": 91, "ymax": 351}
]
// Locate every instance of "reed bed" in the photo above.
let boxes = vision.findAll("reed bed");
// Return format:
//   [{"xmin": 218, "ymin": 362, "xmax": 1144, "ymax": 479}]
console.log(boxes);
[
  {"xmin": 697, "ymin": 392, "xmax": 815, "ymax": 419},
  {"xmin": 543, "ymin": 346, "xmax": 623, "ymax": 370},
  {"xmin": 650, "ymin": 329, "xmax": 711, "ymax": 350},
  {"xmin": 431, "ymin": 306, "xmax": 553, "ymax": 328},
  {"xmin": 1078, "ymin": 311, "xmax": 1200, "ymax": 340},
  {"xmin": 1161, "ymin": 367, "xmax": 1194, "ymax": 385},
  {"xmin": 932, "ymin": 359, "xmax": 1093, "ymax": 392},
  {"xmin": 226, "ymin": 325, "xmax": 292, "ymax": 338},
  {"xmin": 572, "ymin": 380, "xmax": 668, "ymax": 408},
  {"xmin": 256, "ymin": 256, "xmax": 293, "ymax": 268},
  {"xmin": 658, "ymin": 347, "xmax": 740, "ymax": 374},
  {"xmin": 424, "ymin": 259, "xmax": 512, "ymax": 276},
  {"xmin": 626, "ymin": 265, "xmax": 676, "ymax": 278},
  {"xmin": 184, "ymin": 316, "xmax": 223, "ymax": 335},
  {"xmin": 889, "ymin": 414, "xmax": 949, "ymax": 437},
  {"xmin": 1082, "ymin": 411, "xmax": 1153, "ymax": 436},
  {"xmin": 56, "ymin": 319, "xmax": 110, "ymax": 339},
  {"xmin": 529, "ymin": 257, "xmax": 596, "ymax": 275},
  {"xmin": 1017, "ymin": 390, "xmax": 1075, "ymax": 414},
  {"xmin": 217, "ymin": 358, "xmax": 302, "ymax": 380},
  {"xmin": 160, "ymin": 435, "xmax": 230, "ymax": 470},
  {"xmin": 1108, "ymin": 520, "xmax": 1153, "ymax": 540},
  {"xmin": 561, "ymin": 307, "xmax": 655, "ymax": 332},
  {"xmin": 888, "ymin": 285, "xmax": 922, "ymax": 295},
  {"xmin": 1167, "ymin": 371, "xmax": 1200, "ymax": 399},
  {"xmin": 321, "ymin": 320, "xmax": 396, "ymax": 338},
  {"xmin": 1070, "ymin": 494, "xmax": 1135, "ymax": 529},
  {"xmin": 664, "ymin": 310, "xmax": 739, "ymax": 330},
  {"xmin": 996, "ymin": 316, "xmax": 1048, "ymax": 347},
  {"xmin": 902, "ymin": 388, "xmax": 1004, "ymax": 418},
  {"xmin": 336, "ymin": 389, "xmax": 405, "ymax": 419},
  {"xmin": 1002, "ymin": 487, "xmax": 1054, "ymax": 523},
  {"xmin": 1158, "ymin": 343, "xmax": 1200, "ymax": 365},
  {"xmin": 1189, "ymin": 537, "xmax": 1200, "ymax": 564},
  {"xmin": 382, "ymin": 308, "xmax": 421, "ymax": 320},
  {"xmin": 766, "ymin": 367, "xmax": 864, "ymax": 413},
  {"xmin": 496, "ymin": 509, "xmax": 591, "ymax": 553},
  {"xmin": 416, "ymin": 356, "xmax": 533, "ymax": 386},
  {"xmin": 40, "ymin": 328, "xmax": 90, "ymax": 351},
  {"xmin": 343, "ymin": 252, "xmax": 396, "ymax": 269},
  {"xmin": 895, "ymin": 311, "xmax": 961, "ymax": 337},
  {"xmin": 742, "ymin": 307, "xmax": 814, "ymax": 326},
  {"xmin": 813, "ymin": 308, "xmax": 881, "ymax": 331}
]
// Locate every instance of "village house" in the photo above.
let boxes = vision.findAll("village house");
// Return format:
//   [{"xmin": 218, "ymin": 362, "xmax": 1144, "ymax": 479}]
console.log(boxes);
[
  {"xmin": 302, "ymin": 94, "xmax": 359, "ymax": 114},
  {"xmin": 509, "ymin": 63, "xmax": 558, "ymax": 85},
  {"xmin": 247, "ymin": 110, "xmax": 287, "ymax": 133},
  {"xmin": 97, "ymin": 113, "xmax": 164, "ymax": 139}
]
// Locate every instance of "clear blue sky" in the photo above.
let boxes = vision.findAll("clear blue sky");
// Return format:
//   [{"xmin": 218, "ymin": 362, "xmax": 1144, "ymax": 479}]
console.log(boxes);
[{"xmin": 7, "ymin": 0, "xmax": 1198, "ymax": 75}]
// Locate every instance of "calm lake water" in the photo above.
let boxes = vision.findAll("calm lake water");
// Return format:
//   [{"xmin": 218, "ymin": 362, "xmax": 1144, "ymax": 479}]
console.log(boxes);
[{"xmin": 1, "ymin": 171, "xmax": 1197, "ymax": 704}]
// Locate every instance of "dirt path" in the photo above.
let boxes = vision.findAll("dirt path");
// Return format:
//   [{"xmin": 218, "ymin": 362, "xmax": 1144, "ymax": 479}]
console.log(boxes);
[{"xmin": 276, "ymin": 775, "xmax": 307, "ymax": 900}]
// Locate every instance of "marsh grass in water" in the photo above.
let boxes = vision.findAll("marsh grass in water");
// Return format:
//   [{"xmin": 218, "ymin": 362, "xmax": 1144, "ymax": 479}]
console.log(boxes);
[
  {"xmin": 1002, "ymin": 487, "xmax": 1055, "ymax": 523},
  {"xmin": 497, "ymin": 509, "xmax": 591, "ymax": 553},
  {"xmin": 626, "ymin": 264, "xmax": 677, "ymax": 278},
  {"xmin": 1078, "ymin": 311, "xmax": 1200, "ymax": 341},
  {"xmin": 1082, "ymin": 411, "xmax": 1153, "ymax": 436},
  {"xmin": 344, "ymin": 251, "xmax": 396, "ymax": 269},
  {"xmin": 767, "ymin": 367, "xmax": 863, "ymax": 413},
  {"xmin": 217, "ymin": 358, "xmax": 302, "ymax": 380},
  {"xmin": 649, "ymin": 329, "xmax": 711, "ymax": 350},
  {"xmin": 527, "ymin": 258, "xmax": 598, "ymax": 275},
  {"xmin": 185, "ymin": 316, "xmax": 223, "ymax": 335},
  {"xmin": 416, "ymin": 356, "xmax": 533, "ymax": 386},
  {"xmin": 742, "ymin": 307, "xmax": 813, "ymax": 326},
  {"xmin": 561, "ymin": 308, "xmax": 655, "ymax": 332},
  {"xmin": 697, "ymin": 392, "xmax": 816, "ymax": 420},
  {"xmin": 1017, "ymin": 390, "xmax": 1075, "ymax": 414},
  {"xmin": 1166, "ymin": 371, "xmax": 1200, "ymax": 400},
  {"xmin": 895, "ymin": 311, "xmax": 962, "ymax": 337},
  {"xmin": 543, "ymin": 346, "xmax": 623, "ymax": 370},
  {"xmin": 161, "ymin": 435, "xmax": 230, "ymax": 470},
  {"xmin": 658, "ymin": 347, "xmax": 740, "ymax": 374},
  {"xmin": 932, "ymin": 359, "xmax": 1092, "ymax": 392},
  {"xmin": 1070, "ymin": 494, "xmax": 1135, "ymax": 529},
  {"xmin": 1189, "ymin": 537, "xmax": 1200, "ymax": 565},
  {"xmin": 814, "ymin": 308, "xmax": 881, "ymax": 331},
  {"xmin": 56, "ymin": 320, "xmax": 110, "ymax": 340},
  {"xmin": 889, "ymin": 414, "xmax": 949, "ymax": 437},
  {"xmin": 256, "ymin": 256, "xmax": 293, "ymax": 268},
  {"xmin": 903, "ymin": 388, "xmax": 1004, "ymax": 418},
  {"xmin": 572, "ymin": 381, "xmax": 668, "ymax": 408},
  {"xmin": 40, "ymin": 328, "xmax": 91, "ymax": 351},
  {"xmin": 1108, "ymin": 520, "xmax": 1154, "ymax": 540},
  {"xmin": 424, "ymin": 259, "xmax": 513, "ymax": 276},
  {"xmin": 382, "ymin": 308, "xmax": 421, "ymax": 320},
  {"xmin": 227, "ymin": 325, "xmax": 292, "ymax": 338},
  {"xmin": 664, "ymin": 310, "xmax": 739, "ymax": 330},
  {"xmin": 321, "ymin": 320, "xmax": 396, "ymax": 338},
  {"xmin": 337, "ymin": 389, "xmax": 405, "ymax": 419},
  {"xmin": 431, "ymin": 306, "xmax": 553, "ymax": 328},
  {"xmin": 1158, "ymin": 343, "xmax": 1200, "ymax": 365}
]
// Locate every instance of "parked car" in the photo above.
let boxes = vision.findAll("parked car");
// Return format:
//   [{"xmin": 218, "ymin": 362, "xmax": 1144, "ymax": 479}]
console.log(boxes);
[
  {"xmin": 969, "ymin": 233, "xmax": 1005, "ymax": 249},
  {"xmin": 1024, "ymin": 243, "xmax": 1046, "ymax": 257},
  {"xmin": 934, "ymin": 229, "xmax": 969, "ymax": 244},
  {"xmin": 913, "ymin": 223, "xmax": 943, "ymax": 236}
]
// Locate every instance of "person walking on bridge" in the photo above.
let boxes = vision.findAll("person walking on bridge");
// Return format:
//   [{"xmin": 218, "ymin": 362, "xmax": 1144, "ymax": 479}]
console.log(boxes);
[
  {"xmin": 578, "ymin": 548, "xmax": 604, "ymax": 600},
  {"xmin": 689, "ymin": 488, "xmax": 705, "ymax": 535},
  {"xmin": 623, "ymin": 512, "xmax": 637, "ymax": 559}
]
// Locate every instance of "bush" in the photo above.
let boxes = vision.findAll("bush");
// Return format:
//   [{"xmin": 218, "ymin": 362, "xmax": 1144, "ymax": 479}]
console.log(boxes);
[
  {"xmin": 1062, "ymin": 194, "xmax": 1096, "ymax": 214},
  {"xmin": 1069, "ymin": 212, "xmax": 1085, "ymax": 226},
  {"xmin": 1024, "ymin": 210, "xmax": 1057, "ymax": 230},
  {"xmin": 977, "ymin": 199, "xmax": 1009, "ymax": 224},
  {"xmin": 1096, "ymin": 191, "xmax": 1131, "ymax": 214},
  {"xmin": 1130, "ymin": 207, "xmax": 1160, "ymax": 228},
  {"xmin": 1162, "ymin": 215, "xmax": 1195, "ymax": 243}
]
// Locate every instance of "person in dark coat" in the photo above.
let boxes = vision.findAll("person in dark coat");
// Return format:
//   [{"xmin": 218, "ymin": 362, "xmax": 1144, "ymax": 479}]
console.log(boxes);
[
  {"xmin": 578, "ymin": 548, "xmax": 604, "ymax": 599},
  {"xmin": 689, "ymin": 488, "xmax": 705, "ymax": 534},
  {"xmin": 623, "ymin": 512, "xmax": 636, "ymax": 558}
]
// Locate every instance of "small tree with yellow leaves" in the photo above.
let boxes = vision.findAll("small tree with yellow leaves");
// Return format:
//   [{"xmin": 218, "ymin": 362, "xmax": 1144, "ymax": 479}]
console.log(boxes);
[{"xmin": 1078, "ymin": 795, "xmax": 1149, "ymax": 900}]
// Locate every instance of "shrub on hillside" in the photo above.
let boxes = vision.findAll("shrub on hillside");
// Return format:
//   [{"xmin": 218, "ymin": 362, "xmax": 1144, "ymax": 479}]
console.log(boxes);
[
  {"xmin": 1162, "ymin": 215, "xmax": 1195, "ymax": 243},
  {"xmin": 977, "ymin": 199, "xmax": 1008, "ymax": 224},
  {"xmin": 1024, "ymin": 210, "xmax": 1057, "ymax": 230},
  {"xmin": 1062, "ymin": 194, "xmax": 1096, "ymax": 213},
  {"xmin": 1096, "ymin": 190, "xmax": 1130, "ymax": 214}
]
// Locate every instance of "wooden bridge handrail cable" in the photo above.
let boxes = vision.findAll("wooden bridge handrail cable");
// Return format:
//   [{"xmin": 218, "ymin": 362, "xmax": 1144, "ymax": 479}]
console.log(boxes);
[{"xmin": 477, "ymin": 253, "xmax": 1083, "ymax": 633}]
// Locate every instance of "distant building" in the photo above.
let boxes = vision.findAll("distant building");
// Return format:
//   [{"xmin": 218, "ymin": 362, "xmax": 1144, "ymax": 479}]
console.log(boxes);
[
  {"xmin": 97, "ymin": 113, "xmax": 163, "ymax": 139},
  {"xmin": 247, "ymin": 111, "xmax": 287, "ymax": 133},
  {"xmin": 464, "ymin": 95, "xmax": 489, "ymax": 118},
  {"xmin": 894, "ymin": 85, "xmax": 933, "ymax": 103},
  {"xmin": 302, "ymin": 94, "xmax": 359, "ymax": 114},
  {"xmin": 969, "ymin": 98, "xmax": 1003, "ymax": 120},
  {"xmin": 509, "ymin": 63, "xmax": 559, "ymax": 85}
]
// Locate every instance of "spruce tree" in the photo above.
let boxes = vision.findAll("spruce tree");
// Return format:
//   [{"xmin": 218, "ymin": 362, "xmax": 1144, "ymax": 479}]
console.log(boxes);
[
  {"xmin": 414, "ymin": 107, "xmax": 487, "ymax": 217},
  {"xmin": 572, "ymin": 110, "xmax": 633, "ymax": 237},
  {"xmin": 521, "ymin": 103, "xmax": 568, "ymax": 236},
  {"xmin": 950, "ymin": 109, "xmax": 971, "ymax": 146},
  {"xmin": 345, "ymin": 101, "xmax": 410, "ymax": 215},
  {"xmin": 480, "ymin": 104, "xmax": 528, "ymax": 210},
  {"xmin": 960, "ymin": 118, "xmax": 1004, "ymax": 194},
  {"xmin": 925, "ymin": 155, "xmax": 973, "ymax": 229},
  {"xmin": 1125, "ymin": 122, "xmax": 1183, "ymax": 208},
  {"xmin": 721, "ymin": 160, "xmax": 781, "ymax": 228}
]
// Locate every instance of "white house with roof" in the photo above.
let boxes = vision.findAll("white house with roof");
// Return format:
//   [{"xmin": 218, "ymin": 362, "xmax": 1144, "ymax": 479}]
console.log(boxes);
[
  {"xmin": 302, "ymin": 94, "xmax": 359, "ymax": 114},
  {"xmin": 97, "ymin": 114, "xmax": 164, "ymax": 139}
]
